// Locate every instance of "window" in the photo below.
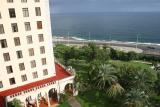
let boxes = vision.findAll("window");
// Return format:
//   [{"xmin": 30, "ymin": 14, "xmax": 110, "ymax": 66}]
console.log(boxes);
[
  {"xmin": 37, "ymin": 21, "xmax": 42, "ymax": 29},
  {"xmin": 26, "ymin": 35, "xmax": 33, "ymax": 44},
  {"xmin": 30, "ymin": 60, "xmax": 36, "ymax": 68},
  {"xmin": 9, "ymin": 8, "xmax": 16, "ymax": 18},
  {"xmin": 3, "ymin": 53, "xmax": 10, "ymax": 61},
  {"xmin": 40, "ymin": 46, "xmax": 45, "ymax": 54},
  {"xmin": 41, "ymin": 58, "xmax": 46, "ymax": 65},
  {"xmin": 11, "ymin": 23, "xmax": 18, "ymax": 32},
  {"xmin": 35, "ymin": 0, "xmax": 40, "ymax": 2},
  {"xmin": 22, "ymin": 8, "xmax": 29, "ymax": 17},
  {"xmin": 21, "ymin": 74, "xmax": 27, "ymax": 82},
  {"xmin": 6, "ymin": 66, "xmax": 13, "ymax": 74},
  {"xmin": 32, "ymin": 72, "xmax": 38, "ymax": 79},
  {"xmin": 35, "ymin": 7, "xmax": 41, "ymax": 16},
  {"xmin": 43, "ymin": 69, "xmax": 48, "ymax": 76},
  {"xmin": 7, "ymin": 0, "xmax": 13, "ymax": 3},
  {"xmin": 28, "ymin": 48, "xmax": 34, "ymax": 56},
  {"xmin": 24, "ymin": 22, "xmax": 31, "ymax": 31},
  {"xmin": 9, "ymin": 78, "xmax": 16, "ymax": 85},
  {"xmin": 19, "ymin": 63, "xmax": 25, "ymax": 71},
  {"xmin": 0, "ymin": 81, "xmax": 3, "ymax": 88},
  {"xmin": 38, "ymin": 34, "xmax": 44, "ymax": 42},
  {"xmin": 14, "ymin": 37, "xmax": 21, "ymax": 46},
  {"xmin": 21, "ymin": 0, "xmax": 27, "ymax": 3},
  {"xmin": 0, "ymin": 24, "xmax": 5, "ymax": 34},
  {"xmin": 16, "ymin": 50, "xmax": 23, "ymax": 59},
  {"xmin": 0, "ymin": 12, "xmax": 2, "ymax": 18},
  {"xmin": 0, "ymin": 39, "xmax": 8, "ymax": 48}
]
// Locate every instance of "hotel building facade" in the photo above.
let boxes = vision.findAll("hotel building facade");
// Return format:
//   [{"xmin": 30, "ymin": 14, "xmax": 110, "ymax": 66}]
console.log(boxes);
[{"xmin": 0, "ymin": 0, "xmax": 75, "ymax": 107}]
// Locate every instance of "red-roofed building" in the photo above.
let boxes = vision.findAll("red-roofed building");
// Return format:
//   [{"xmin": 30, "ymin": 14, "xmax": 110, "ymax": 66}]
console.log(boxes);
[
  {"xmin": 0, "ymin": 0, "xmax": 76, "ymax": 107},
  {"xmin": 0, "ymin": 63, "xmax": 75, "ymax": 107}
]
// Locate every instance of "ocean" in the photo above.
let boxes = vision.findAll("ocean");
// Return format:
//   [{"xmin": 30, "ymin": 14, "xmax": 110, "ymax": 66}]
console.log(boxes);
[{"xmin": 51, "ymin": 12, "xmax": 160, "ymax": 43}]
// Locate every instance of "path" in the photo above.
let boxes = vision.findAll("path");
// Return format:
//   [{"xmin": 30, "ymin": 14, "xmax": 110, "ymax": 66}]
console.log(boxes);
[{"xmin": 68, "ymin": 97, "xmax": 81, "ymax": 107}]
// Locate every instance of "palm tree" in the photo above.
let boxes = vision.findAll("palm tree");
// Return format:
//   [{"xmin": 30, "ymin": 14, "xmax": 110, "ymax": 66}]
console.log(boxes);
[
  {"xmin": 75, "ymin": 73, "xmax": 90, "ymax": 93},
  {"xmin": 107, "ymin": 82, "xmax": 124, "ymax": 97},
  {"xmin": 133, "ymin": 70, "xmax": 149, "ymax": 90},
  {"xmin": 94, "ymin": 64, "xmax": 124, "ymax": 97},
  {"xmin": 88, "ymin": 60, "xmax": 101, "ymax": 82},
  {"xmin": 155, "ymin": 71, "xmax": 160, "ymax": 95},
  {"xmin": 118, "ymin": 65, "xmax": 156, "ymax": 93},
  {"xmin": 117, "ymin": 64, "xmax": 138, "ymax": 90},
  {"xmin": 132, "ymin": 69, "xmax": 157, "ymax": 94},
  {"xmin": 124, "ymin": 89, "xmax": 149, "ymax": 107}
]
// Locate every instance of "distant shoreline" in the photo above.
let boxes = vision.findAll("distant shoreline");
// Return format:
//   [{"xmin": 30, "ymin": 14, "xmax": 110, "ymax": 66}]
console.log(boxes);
[
  {"xmin": 53, "ymin": 36, "xmax": 160, "ymax": 46},
  {"xmin": 53, "ymin": 36, "xmax": 160, "ymax": 56}
]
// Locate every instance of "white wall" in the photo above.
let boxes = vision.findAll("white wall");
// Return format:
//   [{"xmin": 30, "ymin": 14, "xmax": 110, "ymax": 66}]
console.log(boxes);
[
  {"xmin": 0, "ymin": 0, "xmax": 56, "ymax": 92},
  {"xmin": 58, "ymin": 76, "xmax": 75, "ymax": 93},
  {"xmin": 6, "ymin": 76, "xmax": 75, "ymax": 103}
]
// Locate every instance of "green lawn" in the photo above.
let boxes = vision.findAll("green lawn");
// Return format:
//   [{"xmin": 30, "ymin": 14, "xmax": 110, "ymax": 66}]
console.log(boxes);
[
  {"xmin": 68, "ymin": 59, "xmax": 152, "ymax": 72},
  {"xmin": 76, "ymin": 90, "xmax": 119, "ymax": 107},
  {"xmin": 68, "ymin": 59, "xmax": 89, "ymax": 72},
  {"xmin": 109, "ymin": 60, "xmax": 152, "ymax": 70}
]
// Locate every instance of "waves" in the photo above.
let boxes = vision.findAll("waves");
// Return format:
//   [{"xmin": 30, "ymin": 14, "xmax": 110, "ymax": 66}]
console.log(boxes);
[{"xmin": 53, "ymin": 36, "xmax": 160, "ymax": 46}]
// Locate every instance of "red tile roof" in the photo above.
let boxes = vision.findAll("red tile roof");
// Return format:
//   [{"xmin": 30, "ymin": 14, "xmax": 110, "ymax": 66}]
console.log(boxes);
[{"xmin": 0, "ymin": 63, "xmax": 72, "ymax": 105}]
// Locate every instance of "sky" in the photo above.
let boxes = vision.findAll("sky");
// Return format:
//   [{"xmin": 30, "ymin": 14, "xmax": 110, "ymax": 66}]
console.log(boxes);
[{"xmin": 50, "ymin": 0, "xmax": 160, "ymax": 13}]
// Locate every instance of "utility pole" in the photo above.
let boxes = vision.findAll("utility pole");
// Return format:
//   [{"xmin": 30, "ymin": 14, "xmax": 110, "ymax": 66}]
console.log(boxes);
[
  {"xmin": 89, "ymin": 32, "xmax": 91, "ymax": 42},
  {"xmin": 83, "ymin": 33, "xmax": 85, "ymax": 46},
  {"xmin": 109, "ymin": 35, "xmax": 111, "ymax": 47},
  {"xmin": 136, "ymin": 34, "xmax": 139, "ymax": 50},
  {"xmin": 67, "ymin": 32, "xmax": 70, "ymax": 46},
  {"xmin": 57, "ymin": 34, "xmax": 59, "ymax": 44}
]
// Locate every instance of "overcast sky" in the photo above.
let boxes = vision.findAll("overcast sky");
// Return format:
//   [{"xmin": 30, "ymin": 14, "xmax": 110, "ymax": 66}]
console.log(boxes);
[{"xmin": 50, "ymin": 0, "xmax": 160, "ymax": 13}]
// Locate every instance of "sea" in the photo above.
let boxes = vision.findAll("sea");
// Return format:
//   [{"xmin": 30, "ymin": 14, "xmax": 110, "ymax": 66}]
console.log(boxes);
[{"xmin": 51, "ymin": 12, "xmax": 160, "ymax": 44}]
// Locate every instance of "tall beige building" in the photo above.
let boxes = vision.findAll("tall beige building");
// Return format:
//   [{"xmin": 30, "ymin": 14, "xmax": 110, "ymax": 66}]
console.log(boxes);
[{"xmin": 0, "ymin": 0, "xmax": 75, "ymax": 107}]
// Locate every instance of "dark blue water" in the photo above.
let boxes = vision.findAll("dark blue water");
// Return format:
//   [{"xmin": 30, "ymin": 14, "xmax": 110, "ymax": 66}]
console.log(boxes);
[{"xmin": 51, "ymin": 12, "xmax": 160, "ymax": 43}]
